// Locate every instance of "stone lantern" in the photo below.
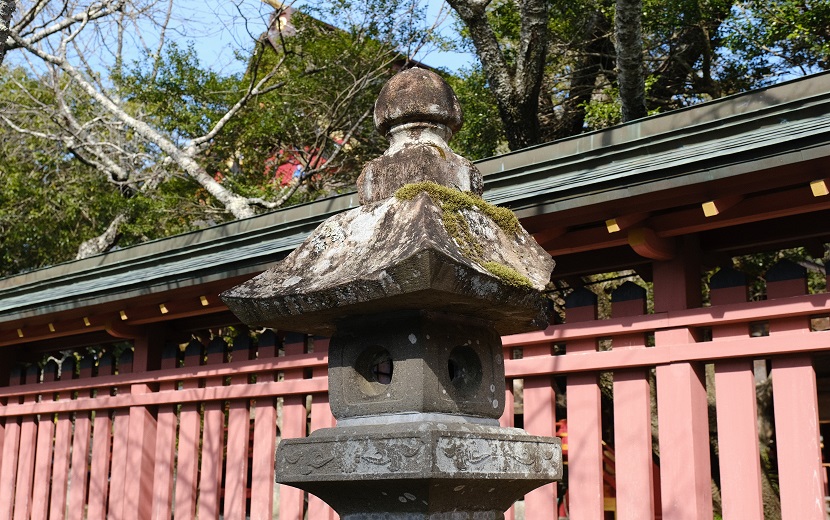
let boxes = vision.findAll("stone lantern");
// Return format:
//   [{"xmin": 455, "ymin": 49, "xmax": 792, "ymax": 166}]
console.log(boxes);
[{"xmin": 222, "ymin": 67, "xmax": 561, "ymax": 519}]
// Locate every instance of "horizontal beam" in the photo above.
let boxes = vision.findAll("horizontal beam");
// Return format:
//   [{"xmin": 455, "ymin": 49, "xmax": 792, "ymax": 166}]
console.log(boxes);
[
  {"xmin": 0, "ymin": 295, "xmax": 231, "ymax": 348},
  {"xmin": 503, "ymin": 291, "xmax": 830, "ymax": 346},
  {"xmin": 0, "ymin": 350, "xmax": 329, "ymax": 399},
  {"xmin": 505, "ymin": 330, "xmax": 830, "ymax": 377},
  {"xmin": 0, "ymin": 376, "xmax": 329, "ymax": 417}
]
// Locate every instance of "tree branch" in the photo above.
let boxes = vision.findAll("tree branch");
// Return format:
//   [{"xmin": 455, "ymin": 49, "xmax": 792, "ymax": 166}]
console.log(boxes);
[
  {"xmin": 11, "ymin": 31, "xmax": 258, "ymax": 219},
  {"xmin": 6, "ymin": 0, "xmax": 123, "ymax": 51}
]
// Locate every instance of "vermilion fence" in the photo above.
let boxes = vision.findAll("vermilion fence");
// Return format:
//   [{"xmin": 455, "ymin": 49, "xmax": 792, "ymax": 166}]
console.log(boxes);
[{"xmin": 0, "ymin": 258, "xmax": 828, "ymax": 519}]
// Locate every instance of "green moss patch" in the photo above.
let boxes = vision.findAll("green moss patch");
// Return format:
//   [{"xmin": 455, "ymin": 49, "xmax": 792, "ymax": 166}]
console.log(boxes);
[
  {"xmin": 481, "ymin": 262, "xmax": 533, "ymax": 289},
  {"xmin": 394, "ymin": 181, "xmax": 519, "ymax": 235},
  {"xmin": 395, "ymin": 181, "xmax": 532, "ymax": 289}
]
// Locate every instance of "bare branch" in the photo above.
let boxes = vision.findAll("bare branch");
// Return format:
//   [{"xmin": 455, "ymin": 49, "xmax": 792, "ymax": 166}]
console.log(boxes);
[
  {"xmin": 6, "ymin": 0, "xmax": 124, "ymax": 50},
  {"xmin": 190, "ymin": 50, "xmax": 288, "ymax": 151}
]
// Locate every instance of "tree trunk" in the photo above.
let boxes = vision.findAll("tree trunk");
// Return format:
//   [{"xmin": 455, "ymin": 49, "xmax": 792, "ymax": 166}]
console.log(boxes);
[
  {"xmin": 615, "ymin": 0, "xmax": 647, "ymax": 121},
  {"xmin": 76, "ymin": 213, "xmax": 129, "ymax": 259},
  {"xmin": 0, "ymin": 0, "xmax": 15, "ymax": 65},
  {"xmin": 446, "ymin": 0, "xmax": 549, "ymax": 150}
]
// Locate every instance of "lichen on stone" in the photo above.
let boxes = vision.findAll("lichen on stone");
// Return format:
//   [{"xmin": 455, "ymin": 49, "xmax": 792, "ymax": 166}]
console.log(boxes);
[
  {"xmin": 481, "ymin": 262, "xmax": 533, "ymax": 289},
  {"xmin": 395, "ymin": 181, "xmax": 533, "ymax": 289}
]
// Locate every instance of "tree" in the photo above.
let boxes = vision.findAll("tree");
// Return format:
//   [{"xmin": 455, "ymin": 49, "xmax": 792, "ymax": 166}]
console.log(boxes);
[
  {"xmin": 445, "ymin": 0, "xmax": 549, "ymax": 149},
  {"xmin": 1, "ymin": 0, "xmax": 438, "ymax": 270},
  {"xmin": 615, "ymin": 0, "xmax": 647, "ymax": 121},
  {"xmin": 448, "ymin": 0, "xmax": 830, "ymax": 156}
]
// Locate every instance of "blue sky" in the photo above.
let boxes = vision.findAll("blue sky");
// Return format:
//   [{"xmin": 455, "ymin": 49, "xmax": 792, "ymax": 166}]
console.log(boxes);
[{"xmin": 172, "ymin": 0, "xmax": 476, "ymax": 75}]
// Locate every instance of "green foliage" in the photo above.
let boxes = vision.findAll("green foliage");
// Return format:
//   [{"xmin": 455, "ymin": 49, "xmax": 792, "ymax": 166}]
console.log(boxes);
[
  {"xmin": 0, "ymin": 146, "xmax": 121, "ymax": 275},
  {"xmin": 723, "ymin": 1, "xmax": 830, "ymax": 79},
  {"xmin": 445, "ymin": 67, "xmax": 507, "ymax": 159},
  {"xmin": 113, "ymin": 43, "xmax": 242, "ymax": 140}
]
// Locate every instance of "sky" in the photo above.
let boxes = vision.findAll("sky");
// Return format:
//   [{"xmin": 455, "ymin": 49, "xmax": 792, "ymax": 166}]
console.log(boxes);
[{"xmin": 167, "ymin": 0, "xmax": 477, "ymax": 75}]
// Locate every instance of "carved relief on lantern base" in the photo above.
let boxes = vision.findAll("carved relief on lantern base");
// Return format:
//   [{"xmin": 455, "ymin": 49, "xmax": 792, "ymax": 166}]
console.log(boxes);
[{"xmin": 276, "ymin": 421, "xmax": 562, "ymax": 518}]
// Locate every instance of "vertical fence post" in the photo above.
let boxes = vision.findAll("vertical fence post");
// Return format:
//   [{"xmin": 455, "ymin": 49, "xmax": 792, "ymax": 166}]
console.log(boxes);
[
  {"xmin": 563, "ymin": 288, "xmax": 604, "ymax": 520},
  {"xmin": 653, "ymin": 246, "xmax": 712, "ymax": 520},
  {"xmin": 279, "ymin": 334, "xmax": 309, "ymax": 520},
  {"xmin": 152, "ymin": 341, "xmax": 181, "ymax": 520},
  {"xmin": 175, "ymin": 338, "xmax": 204, "ymax": 519},
  {"xmin": 31, "ymin": 367, "xmax": 56, "ymax": 520},
  {"xmin": 108, "ymin": 350, "xmax": 132, "ymax": 519},
  {"xmin": 766, "ymin": 260, "xmax": 824, "ymax": 520},
  {"xmin": 611, "ymin": 281, "xmax": 654, "ymax": 520},
  {"xmin": 225, "ymin": 329, "xmax": 254, "ymax": 520},
  {"xmin": 124, "ymin": 382, "xmax": 157, "ymax": 520},
  {"xmin": 87, "ymin": 365, "xmax": 113, "ymax": 520},
  {"xmin": 709, "ymin": 267, "xmax": 764, "ymax": 518},
  {"xmin": 308, "ymin": 338, "xmax": 338, "ymax": 520},
  {"xmin": 199, "ymin": 335, "xmax": 230, "ymax": 520},
  {"xmin": 67, "ymin": 357, "xmax": 93, "ymax": 520},
  {"xmin": 48, "ymin": 356, "xmax": 74, "ymax": 520},
  {"xmin": 13, "ymin": 364, "xmax": 40, "ymax": 520},
  {"xmin": 251, "ymin": 330, "xmax": 279, "ymax": 520},
  {"xmin": 0, "ymin": 367, "xmax": 23, "ymax": 519}
]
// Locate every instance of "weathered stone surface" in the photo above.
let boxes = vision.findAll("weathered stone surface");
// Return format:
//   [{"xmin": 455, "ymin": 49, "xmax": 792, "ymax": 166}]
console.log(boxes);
[
  {"xmin": 373, "ymin": 67, "xmax": 462, "ymax": 136},
  {"xmin": 328, "ymin": 311, "xmax": 505, "ymax": 420},
  {"xmin": 221, "ymin": 192, "xmax": 553, "ymax": 336},
  {"xmin": 358, "ymin": 68, "xmax": 482, "ymax": 204},
  {"xmin": 276, "ymin": 420, "xmax": 562, "ymax": 518}
]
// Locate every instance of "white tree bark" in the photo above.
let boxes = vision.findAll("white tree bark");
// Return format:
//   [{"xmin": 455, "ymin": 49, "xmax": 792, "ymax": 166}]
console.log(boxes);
[{"xmin": 76, "ymin": 213, "xmax": 128, "ymax": 258}]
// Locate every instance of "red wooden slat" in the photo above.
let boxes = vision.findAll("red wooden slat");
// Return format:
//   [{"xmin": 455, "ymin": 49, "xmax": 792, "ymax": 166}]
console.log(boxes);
[
  {"xmin": 501, "ymin": 291, "xmax": 830, "ymax": 348},
  {"xmin": 307, "ymin": 339, "xmax": 338, "ymax": 520},
  {"xmin": 224, "ymin": 397, "xmax": 251, "ymax": 520},
  {"xmin": 611, "ymin": 285, "xmax": 655, "ymax": 520},
  {"xmin": 0, "ymin": 417, "xmax": 21, "ymax": 518},
  {"xmin": 13, "ymin": 390, "xmax": 38, "ymax": 520},
  {"xmin": 279, "ymin": 338, "xmax": 308, "ymax": 520},
  {"xmin": 151, "ymin": 407, "xmax": 177, "ymax": 520},
  {"xmin": 225, "ymin": 332, "xmax": 254, "ymax": 520},
  {"xmin": 250, "ymin": 330, "xmax": 279, "ymax": 520},
  {"xmin": 198, "ymin": 337, "xmax": 229, "ymax": 520},
  {"xmin": 87, "ymin": 411, "xmax": 112, "ymax": 520},
  {"xmin": 49, "ymin": 413, "xmax": 73, "ymax": 520},
  {"xmin": 151, "ymin": 344, "xmax": 180, "ymax": 520},
  {"xmin": 710, "ymin": 270, "xmax": 764, "ymax": 519},
  {"xmin": 107, "ymin": 408, "xmax": 130, "ymax": 517},
  {"xmin": 175, "ymin": 339, "xmax": 204, "ymax": 520},
  {"xmin": 251, "ymin": 399, "xmax": 277, "ymax": 520},
  {"xmin": 125, "ymin": 384, "xmax": 157, "ymax": 520},
  {"xmin": 66, "ymin": 413, "xmax": 91, "ymax": 520},
  {"xmin": 564, "ymin": 299, "xmax": 604, "ymax": 520},
  {"xmin": 0, "ymin": 352, "xmax": 330, "ymax": 400},
  {"xmin": 768, "ymin": 269, "xmax": 824, "ymax": 520},
  {"xmin": 30, "ymin": 411, "xmax": 56, "ymax": 520}
]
